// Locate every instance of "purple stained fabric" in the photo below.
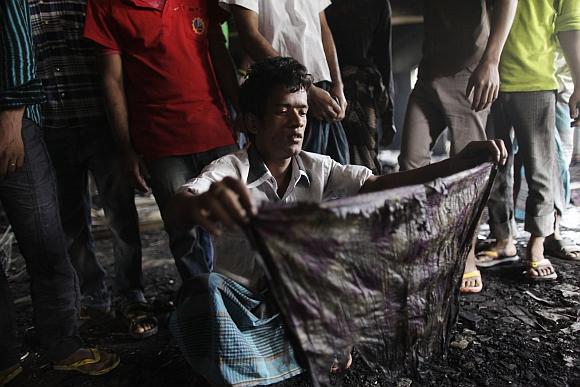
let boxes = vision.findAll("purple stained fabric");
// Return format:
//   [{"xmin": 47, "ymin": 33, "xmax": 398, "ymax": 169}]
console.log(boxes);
[{"xmin": 247, "ymin": 163, "xmax": 496, "ymax": 386}]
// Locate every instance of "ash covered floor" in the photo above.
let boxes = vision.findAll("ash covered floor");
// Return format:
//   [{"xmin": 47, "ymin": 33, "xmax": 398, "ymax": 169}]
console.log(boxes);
[{"xmin": 5, "ymin": 163, "xmax": 580, "ymax": 387}]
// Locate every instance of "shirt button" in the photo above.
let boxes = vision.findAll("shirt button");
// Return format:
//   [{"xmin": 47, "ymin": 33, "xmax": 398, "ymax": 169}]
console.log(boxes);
[
  {"xmin": 55, "ymin": 67, "xmax": 61, "ymax": 72},
  {"xmin": 60, "ymin": 92, "xmax": 66, "ymax": 97}
]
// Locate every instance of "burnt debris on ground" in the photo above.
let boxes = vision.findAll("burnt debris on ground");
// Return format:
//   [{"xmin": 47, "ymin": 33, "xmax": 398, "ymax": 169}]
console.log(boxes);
[{"xmin": 5, "ymin": 166, "xmax": 580, "ymax": 387}]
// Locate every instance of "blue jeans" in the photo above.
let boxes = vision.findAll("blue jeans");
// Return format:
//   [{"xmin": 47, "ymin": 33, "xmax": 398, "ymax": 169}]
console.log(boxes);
[
  {"xmin": 44, "ymin": 123, "xmax": 143, "ymax": 309},
  {"xmin": 0, "ymin": 119, "xmax": 82, "ymax": 368},
  {"xmin": 146, "ymin": 145, "xmax": 238, "ymax": 281}
]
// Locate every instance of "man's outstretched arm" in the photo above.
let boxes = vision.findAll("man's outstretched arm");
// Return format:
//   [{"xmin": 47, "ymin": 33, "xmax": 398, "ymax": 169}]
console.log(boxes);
[{"xmin": 360, "ymin": 140, "xmax": 508, "ymax": 193}]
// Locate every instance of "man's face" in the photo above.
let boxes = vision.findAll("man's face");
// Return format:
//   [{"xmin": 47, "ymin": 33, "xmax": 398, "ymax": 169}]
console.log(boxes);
[{"xmin": 250, "ymin": 85, "xmax": 308, "ymax": 162}]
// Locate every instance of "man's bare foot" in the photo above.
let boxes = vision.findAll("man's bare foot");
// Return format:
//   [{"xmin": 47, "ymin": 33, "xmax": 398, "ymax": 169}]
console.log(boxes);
[
  {"xmin": 475, "ymin": 238, "xmax": 519, "ymax": 267},
  {"xmin": 544, "ymin": 234, "xmax": 580, "ymax": 261},
  {"xmin": 120, "ymin": 302, "xmax": 158, "ymax": 339},
  {"xmin": 526, "ymin": 236, "xmax": 557, "ymax": 280},
  {"xmin": 53, "ymin": 347, "xmax": 120, "ymax": 376}
]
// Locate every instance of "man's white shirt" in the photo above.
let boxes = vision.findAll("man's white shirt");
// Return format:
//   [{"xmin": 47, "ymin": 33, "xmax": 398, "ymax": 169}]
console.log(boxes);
[{"xmin": 220, "ymin": 0, "xmax": 332, "ymax": 83}]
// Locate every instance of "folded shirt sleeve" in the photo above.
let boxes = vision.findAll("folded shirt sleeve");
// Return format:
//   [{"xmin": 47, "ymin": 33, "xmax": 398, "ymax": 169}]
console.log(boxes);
[
  {"xmin": 323, "ymin": 159, "xmax": 374, "ymax": 199},
  {"xmin": 556, "ymin": 0, "xmax": 580, "ymax": 33},
  {"xmin": 319, "ymin": 0, "xmax": 331, "ymax": 13}
]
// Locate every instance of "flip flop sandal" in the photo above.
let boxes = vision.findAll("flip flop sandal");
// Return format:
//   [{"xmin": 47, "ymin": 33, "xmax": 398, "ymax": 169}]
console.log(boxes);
[
  {"xmin": 121, "ymin": 302, "xmax": 159, "ymax": 339},
  {"xmin": 475, "ymin": 250, "xmax": 520, "ymax": 268},
  {"xmin": 53, "ymin": 348, "xmax": 120, "ymax": 376},
  {"xmin": 0, "ymin": 364, "xmax": 23, "ymax": 386},
  {"xmin": 526, "ymin": 258, "xmax": 558, "ymax": 281},
  {"xmin": 544, "ymin": 238, "xmax": 580, "ymax": 261},
  {"xmin": 460, "ymin": 270, "xmax": 483, "ymax": 293}
]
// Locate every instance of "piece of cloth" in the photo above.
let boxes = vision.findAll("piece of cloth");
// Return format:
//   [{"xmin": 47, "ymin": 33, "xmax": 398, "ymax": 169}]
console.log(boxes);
[
  {"xmin": 335, "ymin": 65, "xmax": 391, "ymax": 173},
  {"xmin": 83, "ymin": 0, "xmax": 235, "ymax": 161},
  {"xmin": 170, "ymin": 273, "xmax": 303, "ymax": 386},
  {"xmin": 249, "ymin": 163, "xmax": 496, "ymax": 387},
  {"xmin": 326, "ymin": 0, "xmax": 396, "ymax": 171},
  {"xmin": 499, "ymin": 0, "xmax": 580, "ymax": 92},
  {"xmin": 0, "ymin": 0, "xmax": 45, "ymax": 125},
  {"xmin": 182, "ymin": 146, "xmax": 372, "ymax": 290},
  {"xmin": 398, "ymin": 69, "xmax": 489, "ymax": 171},
  {"xmin": 220, "ymin": 0, "xmax": 332, "ymax": 83},
  {"xmin": 419, "ymin": 0, "xmax": 490, "ymax": 79},
  {"xmin": 0, "ymin": 119, "xmax": 83, "ymax": 368},
  {"xmin": 146, "ymin": 144, "xmax": 238, "ymax": 281},
  {"xmin": 43, "ymin": 125, "xmax": 144, "ymax": 307},
  {"xmin": 302, "ymin": 81, "xmax": 350, "ymax": 165},
  {"xmin": 487, "ymin": 91, "xmax": 556, "ymax": 239},
  {"xmin": 28, "ymin": 0, "xmax": 107, "ymax": 130}
]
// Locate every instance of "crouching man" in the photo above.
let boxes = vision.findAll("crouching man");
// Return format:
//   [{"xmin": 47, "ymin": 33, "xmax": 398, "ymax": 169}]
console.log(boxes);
[{"xmin": 169, "ymin": 57, "xmax": 507, "ymax": 386}]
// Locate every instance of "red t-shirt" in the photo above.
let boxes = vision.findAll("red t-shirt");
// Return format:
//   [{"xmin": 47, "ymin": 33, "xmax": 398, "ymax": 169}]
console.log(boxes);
[{"xmin": 83, "ymin": 0, "xmax": 234, "ymax": 160}]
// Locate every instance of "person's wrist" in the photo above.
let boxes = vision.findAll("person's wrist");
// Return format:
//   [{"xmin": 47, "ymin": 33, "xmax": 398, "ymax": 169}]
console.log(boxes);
[
  {"xmin": 479, "ymin": 53, "xmax": 500, "ymax": 67},
  {"xmin": 331, "ymin": 82, "xmax": 343, "ymax": 92},
  {"xmin": 0, "ymin": 107, "xmax": 25, "ymax": 122}
]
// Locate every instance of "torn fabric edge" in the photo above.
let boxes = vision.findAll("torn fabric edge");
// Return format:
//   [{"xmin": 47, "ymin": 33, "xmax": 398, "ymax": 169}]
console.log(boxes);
[{"xmin": 247, "ymin": 162, "xmax": 496, "ymax": 386}]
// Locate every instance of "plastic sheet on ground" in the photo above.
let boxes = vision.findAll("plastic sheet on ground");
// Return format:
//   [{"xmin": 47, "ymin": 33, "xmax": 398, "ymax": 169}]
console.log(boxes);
[{"xmin": 248, "ymin": 163, "xmax": 496, "ymax": 386}]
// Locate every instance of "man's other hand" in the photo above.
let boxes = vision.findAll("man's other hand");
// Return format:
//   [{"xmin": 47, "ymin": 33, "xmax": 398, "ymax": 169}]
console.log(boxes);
[
  {"xmin": 182, "ymin": 176, "xmax": 256, "ymax": 236},
  {"xmin": 569, "ymin": 89, "xmax": 579, "ymax": 127},
  {"xmin": 0, "ymin": 108, "xmax": 26, "ymax": 176},
  {"xmin": 330, "ymin": 83, "xmax": 347, "ymax": 121},
  {"xmin": 122, "ymin": 148, "xmax": 150, "ymax": 193},
  {"xmin": 457, "ymin": 139, "xmax": 508, "ymax": 166},
  {"xmin": 308, "ymin": 85, "xmax": 341, "ymax": 122},
  {"xmin": 466, "ymin": 60, "xmax": 500, "ymax": 112}
]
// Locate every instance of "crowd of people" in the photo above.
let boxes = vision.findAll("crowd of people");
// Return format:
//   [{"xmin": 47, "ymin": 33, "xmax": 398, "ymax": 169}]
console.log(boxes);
[{"xmin": 0, "ymin": 0, "xmax": 578, "ymax": 386}]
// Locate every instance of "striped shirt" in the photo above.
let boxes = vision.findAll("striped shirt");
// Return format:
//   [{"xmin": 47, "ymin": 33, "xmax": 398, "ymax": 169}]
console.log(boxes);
[
  {"xmin": 0, "ymin": 0, "xmax": 45, "ymax": 125},
  {"xmin": 29, "ymin": 0, "xmax": 106, "ymax": 130}
]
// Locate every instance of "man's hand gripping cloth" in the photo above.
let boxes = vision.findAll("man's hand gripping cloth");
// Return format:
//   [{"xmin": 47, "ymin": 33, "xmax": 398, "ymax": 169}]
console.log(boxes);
[{"xmin": 248, "ymin": 163, "xmax": 496, "ymax": 386}]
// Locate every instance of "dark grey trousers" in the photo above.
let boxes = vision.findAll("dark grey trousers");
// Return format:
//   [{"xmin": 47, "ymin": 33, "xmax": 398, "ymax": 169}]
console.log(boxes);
[{"xmin": 487, "ymin": 91, "xmax": 556, "ymax": 239}]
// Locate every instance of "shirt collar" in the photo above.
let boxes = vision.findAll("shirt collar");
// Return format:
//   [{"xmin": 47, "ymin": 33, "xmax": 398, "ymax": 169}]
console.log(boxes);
[{"xmin": 246, "ymin": 146, "xmax": 310, "ymax": 189}]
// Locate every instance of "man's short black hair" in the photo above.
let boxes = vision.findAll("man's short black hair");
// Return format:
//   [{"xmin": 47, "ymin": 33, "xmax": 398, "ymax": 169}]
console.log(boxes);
[{"xmin": 239, "ymin": 57, "xmax": 313, "ymax": 118}]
